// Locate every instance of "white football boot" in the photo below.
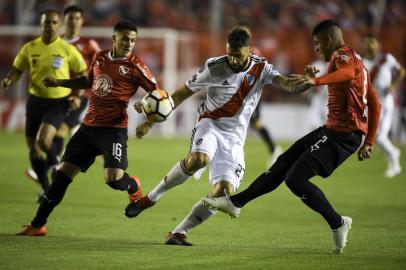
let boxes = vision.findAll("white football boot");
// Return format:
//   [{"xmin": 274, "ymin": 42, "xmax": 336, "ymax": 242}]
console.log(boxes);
[
  {"xmin": 202, "ymin": 195, "xmax": 241, "ymax": 218},
  {"xmin": 332, "ymin": 216, "xmax": 352, "ymax": 254}
]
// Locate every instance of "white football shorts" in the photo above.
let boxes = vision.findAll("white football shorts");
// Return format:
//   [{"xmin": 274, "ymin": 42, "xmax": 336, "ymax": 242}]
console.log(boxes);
[{"xmin": 190, "ymin": 119, "xmax": 245, "ymax": 191}]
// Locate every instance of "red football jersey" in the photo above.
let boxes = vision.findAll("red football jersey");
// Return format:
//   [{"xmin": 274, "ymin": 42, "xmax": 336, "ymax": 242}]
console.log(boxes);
[
  {"xmin": 83, "ymin": 50, "xmax": 158, "ymax": 128},
  {"xmin": 324, "ymin": 45, "xmax": 374, "ymax": 135}
]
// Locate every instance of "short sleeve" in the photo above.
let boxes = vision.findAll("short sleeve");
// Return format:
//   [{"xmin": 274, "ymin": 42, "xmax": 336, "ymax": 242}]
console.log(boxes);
[
  {"xmin": 185, "ymin": 61, "xmax": 211, "ymax": 92},
  {"xmin": 262, "ymin": 62, "xmax": 281, "ymax": 86},
  {"xmin": 12, "ymin": 43, "xmax": 30, "ymax": 71},
  {"xmin": 133, "ymin": 62, "xmax": 158, "ymax": 92},
  {"xmin": 68, "ymin": 45, "xmax": 87, "ymax": 74}
]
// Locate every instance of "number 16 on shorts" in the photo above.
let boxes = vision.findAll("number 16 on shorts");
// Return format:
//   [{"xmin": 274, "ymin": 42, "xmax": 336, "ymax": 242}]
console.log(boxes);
[{"xmin": 112, "ymin": 143, "xmax": 122, "ymax": 163}]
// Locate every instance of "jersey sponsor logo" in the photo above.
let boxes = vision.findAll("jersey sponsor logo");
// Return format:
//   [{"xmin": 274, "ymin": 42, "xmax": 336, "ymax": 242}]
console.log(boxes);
[
  {"xmin": 52, "ymin": 56, "xmax": 63, "ymax": 69},
  {"xmin": 246, "ymin": 74, "xmax": 255, "ymax": 86},
  {"xmin": 119, "ymin": 65, "xmax": 129, "ymax": 75},
  {"xmin": 94, "ymin": 73, "xmax": 113, "ymax": 97},
  {"xmin": 310, "ymin": 135, "xmax": 328, "ymax": 152},
  {"xmin": 222, "ymin": 80, "xmax": 230, "ymax": 85}
]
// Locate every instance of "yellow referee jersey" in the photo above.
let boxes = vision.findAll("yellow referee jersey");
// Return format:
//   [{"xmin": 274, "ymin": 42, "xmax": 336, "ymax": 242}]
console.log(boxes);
[{"xmin": 13, "ymin": 36, "xmax": 87, "ymax": 99}]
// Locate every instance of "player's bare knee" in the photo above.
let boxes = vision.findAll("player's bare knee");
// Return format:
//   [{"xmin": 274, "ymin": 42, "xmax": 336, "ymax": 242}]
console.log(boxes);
[
  {"xmin": 184, "ymin": 152, "xmax": 209, "ymax": 172},
  {"xmin": 211, "ymin": 181, "xmax": 234, "ymax": 197}
]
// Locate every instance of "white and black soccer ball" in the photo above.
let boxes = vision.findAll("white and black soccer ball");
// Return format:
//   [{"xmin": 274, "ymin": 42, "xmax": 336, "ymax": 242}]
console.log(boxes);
[{"xmin": 141, "ymin": 89, "xmax": 174, "ymax": 122}]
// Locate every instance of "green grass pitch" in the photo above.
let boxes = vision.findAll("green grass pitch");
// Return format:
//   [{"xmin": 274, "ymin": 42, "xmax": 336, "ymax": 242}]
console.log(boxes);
[{"xmin": 0, "ymin": 131, "xmax": 405, "ymax": 269}]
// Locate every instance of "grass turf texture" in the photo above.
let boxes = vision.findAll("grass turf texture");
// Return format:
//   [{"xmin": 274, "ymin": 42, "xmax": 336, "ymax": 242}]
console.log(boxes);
[{"xmin": 0, "ymin": 131, "xmax": 405, "ymax": 270}]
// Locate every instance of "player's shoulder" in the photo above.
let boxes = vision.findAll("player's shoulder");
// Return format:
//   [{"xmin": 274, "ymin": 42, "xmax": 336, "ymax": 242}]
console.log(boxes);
[
  {"xmin": 332, "ymin": 45, "xmax": 361, "ymax": 63},
  {"xmin": 251, "ymin": 54, "xmax": 268, "ymax": 64},
  {"xmin": 207, "ymin": 55, "xmax": 228, "ymax": 68}
]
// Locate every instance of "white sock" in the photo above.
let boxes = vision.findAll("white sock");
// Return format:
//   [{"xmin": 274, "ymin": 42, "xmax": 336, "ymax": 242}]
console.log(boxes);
[
  {"xmin": 172, "ymin": 200, "xmax": 216, "ymax": 235},
  {"xmin": 148, "ymin": 161, "xmax": 192, "ymax": 202}
]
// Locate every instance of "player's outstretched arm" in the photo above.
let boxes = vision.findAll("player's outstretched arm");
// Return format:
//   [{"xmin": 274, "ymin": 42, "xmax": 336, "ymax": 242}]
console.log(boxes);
[
  {"xmin": 0, "ymin": 67, "xmax": 23, "ymax": 93},
  {"xmin": 171, "ymin": 85, "xmax": 195, "ymax": 109},
  {"xmin": 43, "ymin": 76, "xmax": 92, "ymax": 89},
  {"xmin": 273, "ymin": 74, "xmax": 312, "ymax": 93}
]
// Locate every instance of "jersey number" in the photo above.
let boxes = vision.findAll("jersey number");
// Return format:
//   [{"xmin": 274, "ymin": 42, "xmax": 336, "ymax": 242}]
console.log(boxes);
[{"xmin": 112, "ymin": 143, "xmax": 122, "ymax": 162}]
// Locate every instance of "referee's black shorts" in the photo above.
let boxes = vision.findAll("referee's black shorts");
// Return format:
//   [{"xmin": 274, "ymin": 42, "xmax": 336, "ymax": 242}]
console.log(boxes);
[
  {"xmin": 25, "ymin": 95, "xmax": 69, "ymax": 138},
  {"xmin": 276, "ymin": 126, "xmax": 362, "ymax": 178}
]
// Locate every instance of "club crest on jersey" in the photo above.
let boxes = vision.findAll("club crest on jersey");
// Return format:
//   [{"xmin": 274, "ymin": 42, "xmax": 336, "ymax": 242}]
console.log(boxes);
[
  {"xmin": 340, "ymin": 54, "xmax": 350, "ymax": 62},
  {"xmin": 94, "ymin": 74, "xmax": 113, "ymax": 97},
  {"xmin": 246, "ymin": 74, "xmax": 255, "ymax": 86},
  {"xmin": 119, "ymin": 65, "xmax": 129, "ymax": 75},
  {"xmin": 52, "ymin": 56, "xmax": 63, "ymax": 69}
]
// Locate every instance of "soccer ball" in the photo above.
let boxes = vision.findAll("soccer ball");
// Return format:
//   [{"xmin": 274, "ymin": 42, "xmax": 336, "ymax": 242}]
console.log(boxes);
[{"xmin": 141, "ymin": 89, "xmax": 174, "ymax": 122}]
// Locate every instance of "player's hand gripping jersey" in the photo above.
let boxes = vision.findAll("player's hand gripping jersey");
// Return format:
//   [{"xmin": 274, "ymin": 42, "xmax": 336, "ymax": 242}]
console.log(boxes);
[
  {"xmin": 84, "ymin": 50, "xmax": 157, "ymax": 128},
  {"xmin": 315, "ymin": 45, "xmax": 380, "ymax": 145},
  {"xmin": 186, "ymin": 55, "xmax": 280, "ymax": 143}
]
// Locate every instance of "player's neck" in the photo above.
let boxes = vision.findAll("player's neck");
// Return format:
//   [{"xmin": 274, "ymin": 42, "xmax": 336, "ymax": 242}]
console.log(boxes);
[{"xmin": 65, "ymin": 30, "xmax": 80, "ymax": 40}]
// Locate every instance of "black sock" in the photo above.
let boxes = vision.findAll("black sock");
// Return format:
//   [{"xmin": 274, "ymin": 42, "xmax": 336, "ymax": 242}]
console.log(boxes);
[
  {"xmin": 285, "ymin": 161, "xmax": 342, "ymax": 230},
  {"xmin": 31, "ymin": 170, "xmax": 72, "ymax": 228},
  {"xmin": 258, "ymin": 127, "xmax": 275, "ymax": 153},
  {"xmin": 46, "ymin": 145, "xmax": 59, "ymax": 168},
  {"xmin": 107, "ymin": 173, "xmax": 138, "ymax": 194},
  {"xmin": 231, "ymin": 169, "xmax": 285, "ymax": 208},
  {"xmin": 29, "ymin": 150, "xmax": 49, "ymax": 191},
  {"xmin": 53, "ymin": 136, "xmax": 64, "ymax": 157}
]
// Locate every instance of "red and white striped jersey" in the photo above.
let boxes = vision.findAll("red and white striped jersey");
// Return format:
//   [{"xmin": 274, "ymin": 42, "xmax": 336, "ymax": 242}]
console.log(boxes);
[{"xmin": 186, "ymin": 54, "xmax": 280, "ymax": 143}]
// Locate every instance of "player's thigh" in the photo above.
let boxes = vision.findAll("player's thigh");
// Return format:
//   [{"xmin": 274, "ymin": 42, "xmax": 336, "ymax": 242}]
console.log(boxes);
[
  {"xmin": 189, "ymin": 121, "xmax": 218, "ymax": 161},
  {"xmin": 62, "ymin": 126, "xmax": 100, "ymax": 172},
  {"xmin": 273, "ymin": 126, "xmax": 326, "ymax": 171},
  {"xmin": 98, "ymin": 128, "xmax": 129, "ymax": 171},
  {"xmin": 209, "ymin": 138, "xmax": 245, "ymax": 192},
  {"xmin": 303, "ymin": 129, "xmax": 362, "ymax": 178}
]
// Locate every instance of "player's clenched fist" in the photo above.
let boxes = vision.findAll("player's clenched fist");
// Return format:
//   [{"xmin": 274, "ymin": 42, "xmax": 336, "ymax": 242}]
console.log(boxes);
[{"xmin": 0, "ymin": 77, "xmax": 11, "ymax": 92}]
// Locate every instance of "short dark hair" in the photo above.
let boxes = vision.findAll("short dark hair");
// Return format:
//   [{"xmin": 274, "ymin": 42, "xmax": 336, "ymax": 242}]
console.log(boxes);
[
  {"xmin": 114, "ymin": 21, "xmax": 138, "ymax": 33},
  {"xmin": 312, "ymin": 19, "xmax": 341, "ymax": 36},
  {"xmin": 40, "ymin": 9, "xmax": 60, "ymax": 18},
  {"xmin": 227, "ymin": 28, "xmax": 250, "ymax": 48},
  {"xmin": 63, "ymin": 5, "xmax": 83, "ymax": 16}
]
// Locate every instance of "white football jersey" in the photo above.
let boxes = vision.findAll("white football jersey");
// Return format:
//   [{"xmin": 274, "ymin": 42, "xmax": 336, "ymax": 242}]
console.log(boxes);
[
  {"xmin": 363, "ymin": 53, "xmax": 401, "ymax": 97},
  {"xmin": 186, "ymin": 55, "xmax": 280, "ymax": 143}
]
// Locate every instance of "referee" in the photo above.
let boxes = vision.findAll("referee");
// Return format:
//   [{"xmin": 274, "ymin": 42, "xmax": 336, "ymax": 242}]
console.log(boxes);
[{"xmin": 0, "ymin": 10, "xmax": 86, "ymax": 198}]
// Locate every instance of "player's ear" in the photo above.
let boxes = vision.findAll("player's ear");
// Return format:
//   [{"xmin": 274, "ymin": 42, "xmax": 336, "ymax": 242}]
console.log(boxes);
[{"xmin": 112, "ymin": 34, "xmax": 116, "ymax": 42}]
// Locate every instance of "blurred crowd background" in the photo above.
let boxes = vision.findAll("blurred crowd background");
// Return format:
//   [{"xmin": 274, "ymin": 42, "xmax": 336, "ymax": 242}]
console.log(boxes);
[{"xmin": 0, "ymin": 0, "xmax": 405, "ymax": 139}]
